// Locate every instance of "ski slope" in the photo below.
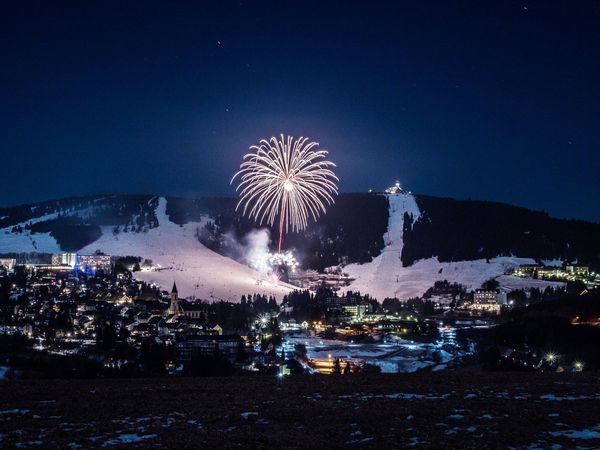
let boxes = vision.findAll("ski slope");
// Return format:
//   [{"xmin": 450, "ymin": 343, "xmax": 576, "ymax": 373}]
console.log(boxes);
[
  {"xmin": 79, "ymin": 197, "xmax": 293, "ymax": 301},
  {"xmin": 0, "ymin": 212, "xmax": 62, "ymax": 253},
  {"xmin": 343, "ymin": 193, "xmax": 564, "ymax": 300}
]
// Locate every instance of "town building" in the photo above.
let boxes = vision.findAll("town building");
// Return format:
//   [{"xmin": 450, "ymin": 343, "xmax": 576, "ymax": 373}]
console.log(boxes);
[
  {"xmin": 343, "ymin": 301, "xmax": 373, "ymax": 319},
  {"xmin": 385, "ymin": 179, "xmax": 403, "ymax": 194},
  {"xmin": 326, "ymin": 296, "xmax": 357, "ymax": 311},
  {"xmin": 515, "ymin": 264, "xmax": 544, "ymax": 277},
  {"xmin": 468, "ymin": 289, "xmax": 505, "ymax": 314},
  {"xmin": 176, "ymin": 334, "xmax": 244, "ymax": 362},
  {"xmin": 0, "ymin": 258, "xmax": 16, "ymax": 271},
  {"xmin": 166, "ymin": 282, "xmax": 183, "ymax": 316},
  {"xmin": 51, "ymin": 252, "xmax": 112, "ymax": 274},
  {"xmin": 52, "ymin": 253, "xmax": 78, "ymax": 268},
  {"xmin": 566, "ymin": 265, "xmax": 589, "ymax": 277},
  {"xmin": 76, "ymin": 253, "xmax": 112, "ymax": 274}
]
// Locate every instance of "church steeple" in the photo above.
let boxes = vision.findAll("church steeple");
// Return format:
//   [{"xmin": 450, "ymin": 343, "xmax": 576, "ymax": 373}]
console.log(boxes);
[{"xmin": 167, "ymin": 281, "xmax": 182, "ymax": 316}]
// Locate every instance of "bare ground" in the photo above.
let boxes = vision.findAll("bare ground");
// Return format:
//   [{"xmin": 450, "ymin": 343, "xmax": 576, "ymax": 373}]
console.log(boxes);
[{"xmin": 1, "ymin": 371, "xmax": 600, "ymax": 448}]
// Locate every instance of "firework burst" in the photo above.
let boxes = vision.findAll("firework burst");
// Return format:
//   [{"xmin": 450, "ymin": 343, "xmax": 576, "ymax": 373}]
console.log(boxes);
[{"xmin": 231, "ymin": 135, "xmax": 338, "ymax": 251}]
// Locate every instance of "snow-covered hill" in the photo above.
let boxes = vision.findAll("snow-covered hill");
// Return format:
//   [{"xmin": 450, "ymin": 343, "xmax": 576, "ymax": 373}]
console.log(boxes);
[
  {"xmin": 342, "ymin": 192, "xmax": 564, "ymax": 299},
  {"xmin": 78, "ymin": 197, "xmax": 292, "ymax": 301},
  {"xmin": 0, "ymin": 192, "xmax": 580, "ymax": 301},
  {"xmin": 0, "ymin": 196, "xmax": 292, "ymax": 301}
]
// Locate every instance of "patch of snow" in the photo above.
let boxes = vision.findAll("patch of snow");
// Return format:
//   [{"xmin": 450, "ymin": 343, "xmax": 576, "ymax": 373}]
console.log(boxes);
[
  {"xmin": 101, "ymin": 434, "xmax": 158, "ymax": 446},
  {"xmin": 0, "ymin": 409, "xmax": 29, "ymax": 415},
  {"xmin": 495, "ymin": 275, "xmax": 564, "ymax": 292},
  {"xmin": 408, "ymin": 437, "xmax": 421, "ymax": 446},
  {"xmin": 346, "ymin": 437, "xmax": 374, "ymax": 444},
  {"xmin": 360, "ymin": 392, "xmax": 449, "ymax": 401},
  {"xmin": 447, "ymin": 414, "xmax": 464, "ymax": 420},
  {"xmin": 542, "ymin": 259, "xmax": 563, "ymax": 267},
  {"xmin": 549, "ymin": 424, "xmax": 600, "ymax": 440},
  {"xmin": 386, "ymin": 393, "xmax": 448, "ymax": 400},
  {"xmin": 15, "ymin": 441, "xmax": 43, "ymax": 448},
  {"xmin": 0, "ymin": 366, "xmax": 10, "ymax": 380},
  {"xmin": 540, "ymin": 394, "xmax": 600, "ymax": 401}
]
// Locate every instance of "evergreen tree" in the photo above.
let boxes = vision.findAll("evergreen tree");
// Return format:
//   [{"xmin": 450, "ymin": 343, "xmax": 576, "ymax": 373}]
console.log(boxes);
[
  {"xmin": 343, "ymin": 361, "xmax": 351, "ymax": 375},
  {"xmin": 332, "ymin": 358, "xmax": 342, "ymax": 375}
]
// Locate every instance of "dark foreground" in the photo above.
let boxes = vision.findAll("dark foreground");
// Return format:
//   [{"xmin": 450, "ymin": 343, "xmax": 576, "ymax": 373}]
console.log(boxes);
[{"xmin": 1, "ymin": 372, "xmax": 600, "ymax": 448}]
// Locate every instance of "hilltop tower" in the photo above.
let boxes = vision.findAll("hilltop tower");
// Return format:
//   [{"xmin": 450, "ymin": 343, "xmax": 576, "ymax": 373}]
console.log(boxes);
[
  {"xmin": 385, "ymin": 179, "xmax": 403, "ymax": 194},
  {"xmin": 167, "ymin": 281, "xmax": 183, "ymax": 316}
]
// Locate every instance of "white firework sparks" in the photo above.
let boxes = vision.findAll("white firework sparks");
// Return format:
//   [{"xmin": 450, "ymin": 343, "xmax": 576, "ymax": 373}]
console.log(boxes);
[
  {"xmin": 231, "ymin": 134, "xmax": 338, "ymax": 251},
  {"xmin": 249, "ymin": 250, "xmax": 299, "ymax": 277},
  {"xmin": 267, "ymin": 251, "xmax": 299, "ymax": 272}
]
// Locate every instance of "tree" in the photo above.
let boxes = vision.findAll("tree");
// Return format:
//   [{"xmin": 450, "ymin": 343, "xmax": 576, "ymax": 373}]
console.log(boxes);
[
  {"xmin": 482, "ymin": 278, "xmax": 499, "ymax": 291},
  {"xmin": 343, "ymin": 361, "xmax": 351, "ymax": 375},
  {"xmin": 361, "ymin": 363, "xmax": 381, "ymax": 374},
  {"xmin": 382, "ymin": 297, "xmax": 402, "ymax": 313},
  {"xmin": 332, "ymin": 358, "xmax": 342, "ymax": 375},
  {"xmin": 294, "ymin": 343, "xmax": 308, "ymax": 362}
]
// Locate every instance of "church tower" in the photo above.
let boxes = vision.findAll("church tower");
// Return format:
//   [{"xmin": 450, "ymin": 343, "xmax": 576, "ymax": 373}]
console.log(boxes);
[{"xmin": 167, "ymin": 281, "xmax": 183, "ymax": 316}]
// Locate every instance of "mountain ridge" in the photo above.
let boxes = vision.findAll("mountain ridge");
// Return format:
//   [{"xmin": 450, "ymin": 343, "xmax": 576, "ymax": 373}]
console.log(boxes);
[{"xmin": 1, "ymin": 192, "xmax": 598, "ymax": 301}]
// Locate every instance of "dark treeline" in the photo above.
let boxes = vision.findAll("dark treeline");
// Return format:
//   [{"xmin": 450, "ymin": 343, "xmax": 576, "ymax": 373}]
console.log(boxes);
[
  {"xmin": 280, "ymin": 286, "xmax": 378, "ymax": 323},
  {"xmin": 167, "ymin": 193, "xmax": 389, "ymax": 270},
  {"xmin": 402, "ymin": 195, "xmax": 600, "ymax": 268},
  {"xmin": 464, "ymin": 291, "xmax": 600, "ymax": 370},
  {"xmin": 279, "ymin": 286, "xmax": 436, "ymax": 323},
  {"xmin": 183, "ymin": 294, "xmax": 279, "ymax": 334}
]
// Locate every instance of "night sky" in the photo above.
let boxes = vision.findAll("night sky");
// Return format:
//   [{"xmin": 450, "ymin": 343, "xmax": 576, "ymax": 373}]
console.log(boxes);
[{"xmin": 2, "ymin": 1, "xmax": 599, "ymax": 221}]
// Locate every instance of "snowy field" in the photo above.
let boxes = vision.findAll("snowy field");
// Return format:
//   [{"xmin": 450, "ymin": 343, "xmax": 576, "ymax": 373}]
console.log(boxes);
[
  {"xmin": 0, "ymin": 366, "xmax": 10, "ymax": 380},
  {"xmin": 343, "ymin": 193, "xmax": 564, "ymax": 300}
]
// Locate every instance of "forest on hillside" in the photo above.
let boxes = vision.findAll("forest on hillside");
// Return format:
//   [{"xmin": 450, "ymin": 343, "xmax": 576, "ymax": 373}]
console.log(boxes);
[
  {"xmin": 402, "ymin": 195, "xmax": 600, "ymax": 268},
  {"xmin": 166, "ymin": 193, "xmax": 389, "ymax": 270}
]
